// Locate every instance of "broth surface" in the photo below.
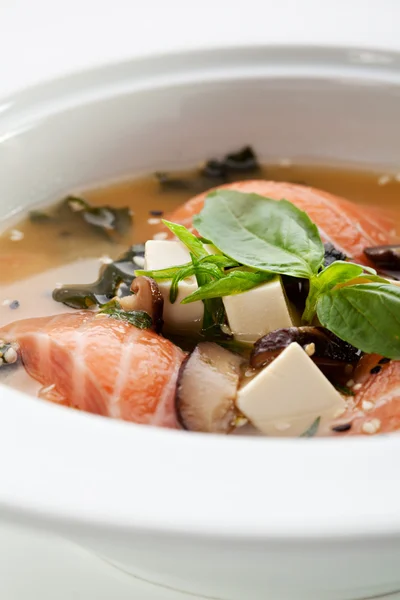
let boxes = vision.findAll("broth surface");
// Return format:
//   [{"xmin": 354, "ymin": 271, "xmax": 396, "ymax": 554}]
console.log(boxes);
[{"xmin": 1, "ymin": 162, "xmax": 400, "ymax": 402}]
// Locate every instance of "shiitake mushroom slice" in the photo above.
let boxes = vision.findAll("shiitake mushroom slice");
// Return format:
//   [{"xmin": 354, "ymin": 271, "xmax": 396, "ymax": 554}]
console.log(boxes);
[
  {"xmin": 176, "ymin": 342, "xmax": 244, "ymax": 433},
  {"xmin": 364, "ymin": 245, "xmax": 400, "ymax": 274},
  {"xmin": 251, "ymin": 327, "xmax": 362, "ymax": 375}
]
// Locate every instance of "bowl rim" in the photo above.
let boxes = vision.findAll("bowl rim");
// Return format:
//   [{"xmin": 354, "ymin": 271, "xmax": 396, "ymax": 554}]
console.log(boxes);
[{"xmin": 1, "ymin": 44, "xmax": 400, "ymax": 543}]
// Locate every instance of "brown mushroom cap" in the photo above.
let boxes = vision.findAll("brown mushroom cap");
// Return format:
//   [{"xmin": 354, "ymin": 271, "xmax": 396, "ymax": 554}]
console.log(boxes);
[
  {"xmin": 176, "ymin": 342, "xmax": 244, "ymax": 433},
  {"xmin": 251, "ymin": 327, "xmax": 362, "ymax": 372},
  {"xmin": 119, "ymin": 276, "xmax": 164, "ymax": 333},
  {"xmin": 364, "ymin": 245, "xmax": 400, "ymax": 271}
]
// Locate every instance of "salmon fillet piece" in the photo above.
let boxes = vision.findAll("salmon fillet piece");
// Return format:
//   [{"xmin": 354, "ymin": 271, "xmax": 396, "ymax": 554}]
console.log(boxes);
[
  {"xmin": 167, "ymin": 180, "xmax": 399, "ymax": 266},
  {"xmin": 329, "ymin": 355, "xmax": 400, "ymax": 435},
  {"xmin": 0, "ymin": 312, "xmax": 185, "ymax": 428}
]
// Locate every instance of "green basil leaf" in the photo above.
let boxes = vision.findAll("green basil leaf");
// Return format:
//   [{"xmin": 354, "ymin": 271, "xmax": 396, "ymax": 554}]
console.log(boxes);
[
  {"xmin": 135, "ymin": 263, "xmax": 190, "ymax": 280},
  {"xmin": 316, "ymin": 261, "xmax": 365, "ymax": 293},
  {"xmin": 316, "ymin": 283, "xmax": 400, "ymax": 358},
  {"xmin": 302, "ymin": 262, "xmax": 383, "ymax": 323},
  {"xmin": 162, "ymin": 219, "xmax": 207, "ymax": 259},
  {"xmin": 169, "ymin": 262, "xmax": 223, "ymax": 304},
  {"xmin": 182, "ymin": 271, "xmax": 274, "ymax": 304},
  {"xmin": 190, "ymin": 254, "xmax": 226, "ymax": 333},
  {"xmin": 193, "ymin": 190, "xmax": 324, "ymax": 278},
  {"xmin": 199, "ymin": 255, "xmax": 240, "ymax": 268},
  {"xmin": 299, "ymin": 416, "xmax": 321, "ymax": 438}
]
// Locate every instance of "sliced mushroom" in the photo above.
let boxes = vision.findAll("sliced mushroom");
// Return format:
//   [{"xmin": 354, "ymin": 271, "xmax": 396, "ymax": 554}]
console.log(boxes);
[
  {"xmin": 364, "ymin": 245, "xmax": 400, "ymax": 271},
  {"xmin": 251, "ymin": 327, "xmax": 362, "ymax": 375},
  {"xmin": 118, "ymin": 276, "xmax": 164, "ymax": 333},
  {"xmin": 176, "ymin": 342, "xmax": 244, "ymax": 433}
]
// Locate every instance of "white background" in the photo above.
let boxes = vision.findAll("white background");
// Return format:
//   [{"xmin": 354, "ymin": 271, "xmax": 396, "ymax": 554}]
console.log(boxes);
[{"xmin": 1, "ymin": 0, "xmax": 400, "ymax": 97}]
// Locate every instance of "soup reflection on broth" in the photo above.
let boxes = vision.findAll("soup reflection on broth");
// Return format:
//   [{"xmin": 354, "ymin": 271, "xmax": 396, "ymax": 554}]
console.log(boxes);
[{"xmin": 1, "ymin": 151, "xmax": 400, "ymax": 438}]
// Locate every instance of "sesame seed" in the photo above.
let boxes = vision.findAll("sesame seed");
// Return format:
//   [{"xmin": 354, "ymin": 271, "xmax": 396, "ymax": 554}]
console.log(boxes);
[
  {"xmin": 244, "ymin": 369, "xmax": 255, "ymax": 378},
  {"xmin": 220, "ymin": 323, "xmax": 232, "ymax": 336},
  {"xmin": 147, "ymin": 218, "xmax": 161, "ymax": 225},
  {"xmin": 149, "ymin": 210, "xmax": 164, "ymax": 217},
  {"xmin": 9, "ymin": 300, "xmax": 19, "ymax": 310},
  {"xmin": 9, "ymin": 229, "xmax": 24, "ymax": 241},
  {"xmin": 153, "ymin": 232, "xmax": 168, "ymax": 240},
  {"xmin": 279, "ymin": 158, "xmax": 292, "ymax": 167},
  {"xmin": 99, "ymin": 255, "xmax": 113, "ymax": 265},
  {"xmin": 353, "ymin": 383, "xmax": 362, "ymax": 391},
  {"xmin": 3, "ymin": 347, "xmax": 17, "ymax": 364},
  {"xmin": 362, "ymin": 419, "xmax": 381, "ymax": 435},
  {"xmin": 68, "ymin": 199, "xmax": 84, "ymax": 212},
  {"xmin": 304, "ymin": 342, "xmax": 316, "ymax": 357},
  {"xmin": 370, "ymin": 365, "xmax": 382, "ymax": 375},
  {"xmin": 275, "ymin": 422, "xmax": 291, "ymax": 431},
  {"xmin": 234, "ymin": 416, "xmax": 248, "ymax": 428},
  {"xmin": 378, "ymin": 174, "xmax": 391, "ymax": 186},
  {"xmin": 346, "ymin": 379, "xmax": 355, "ymax": 388},
  {"xmin": 362, "ymin": 400, "xmax": 374, "ymax": 411},
  {"xmin": 334, "ymin": 407, "xmax": 346, "ymax": 418},
  {"xmin": 1, "ymin": 299, "xmax": 11, "ymax": 306},
  {"xmin": 134, "ymin": 255, "xmax": 145, "ymax": 268},
  {"xmin": 40, "ymin": 383, "xmax": 56, "ymax": 394},
  {"xmin": 54, "ymin": 282, "xmax": 63, "ymax": 289}
]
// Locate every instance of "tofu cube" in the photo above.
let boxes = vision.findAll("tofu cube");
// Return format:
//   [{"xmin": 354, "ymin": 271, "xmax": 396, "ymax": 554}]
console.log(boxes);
[
  {"xmin": 236, "ymin": 342, "xmax": 345, "ymax": 437},
  {"xmin": 222, "ymin": 276, "xmax": 295, "ymax": 344},
  {"xmin": 144, "ymin": 240, "xmax": 203, "ymax": 333}
]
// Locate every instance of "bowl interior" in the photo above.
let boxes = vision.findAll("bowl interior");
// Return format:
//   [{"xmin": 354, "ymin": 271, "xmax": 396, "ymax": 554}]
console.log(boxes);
[{"xmin": 1, "ymin": 46, "xmax": 400, "ymax": 539}]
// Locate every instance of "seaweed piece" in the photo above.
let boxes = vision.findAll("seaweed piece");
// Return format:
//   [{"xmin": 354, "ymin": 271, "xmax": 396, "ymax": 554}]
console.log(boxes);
[
  {"xmin": 64, "ymin": 196, "xmax": 132, "ymax": 240},
  {"xmin": 323, "ymin": 242, "xmax": 347, "ymax": 267},
  {"xmin": 154, "ymin": 172, "xmax": 194, "ymax": 191},
  {"xmin": 202, "ymin": 146, "xmax": 260, "ymax": 180},
  {"xmin": 29, "ymin": 210, "xmax": 51, "ymax": 223},
  {"xmin": 52, "ymin": 245, "xmax": 144, "ymax": 309},
  {"xmin": 299, "ymin": 417, "xmax": 321, "ymax": 438},
  {"xmin": 28, "ymin": 196, "xmax": 132, "ymax": 242},
  {"xmin": 99, "ymin": 300, "xmax": 152, "ymax": 329}
]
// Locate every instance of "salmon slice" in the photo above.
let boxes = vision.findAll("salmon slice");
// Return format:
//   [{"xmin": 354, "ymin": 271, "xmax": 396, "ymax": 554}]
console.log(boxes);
[
  {"xmin": 330, "ymin": 355, "xmax": 400, "ymax": 435},
  {"xmin": 0, "ymin": 312, "xmax": 185, "ymax": 428},
  {"xmin": 167, "ymin": 180, "xmax": 399, "ymax": 266}
]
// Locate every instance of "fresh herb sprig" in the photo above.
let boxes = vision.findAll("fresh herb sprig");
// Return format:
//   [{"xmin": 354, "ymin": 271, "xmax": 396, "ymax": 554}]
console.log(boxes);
[
  {"xmin": 138, "ymin": 190, "xmax": 400, "ymax": 358},
  {"xmin": 193, "ymin": 190, "xmax": 400, "ymax": 358}
]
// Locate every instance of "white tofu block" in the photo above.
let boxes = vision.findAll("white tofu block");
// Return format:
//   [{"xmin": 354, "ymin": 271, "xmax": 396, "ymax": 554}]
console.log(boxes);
[
  {"xmin": 145, "ymin": 239, "xmax": 192, "ymax": 270},
  {"xmin": 222, "ymin": 277, "xmax": 295, "ymax": 344},
  {"xmin": 144, "ymin": 240, "xmax": 203, "ymax": 333},
  {"xmin": 236, "ymin": 342, "xmax": 345, "ymax": 437}
]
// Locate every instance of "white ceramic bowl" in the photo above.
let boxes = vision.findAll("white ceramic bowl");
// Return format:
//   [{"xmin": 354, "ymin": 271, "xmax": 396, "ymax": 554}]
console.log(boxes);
[{"xmin": 1, "ymin": 47, "xmax": 400, "ymax": 600}]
